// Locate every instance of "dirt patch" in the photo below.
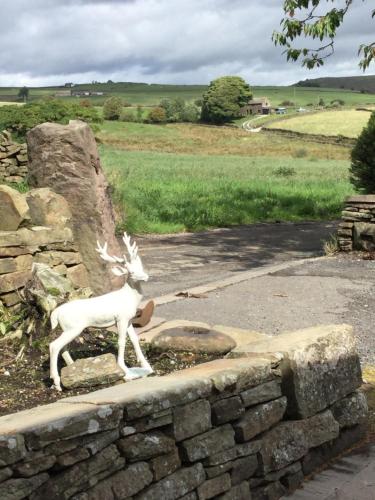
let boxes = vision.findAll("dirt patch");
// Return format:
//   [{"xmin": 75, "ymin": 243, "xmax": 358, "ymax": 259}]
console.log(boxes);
[{"xmin": 0, "ymin": 330, "xmax": 219, "ymax": 416}]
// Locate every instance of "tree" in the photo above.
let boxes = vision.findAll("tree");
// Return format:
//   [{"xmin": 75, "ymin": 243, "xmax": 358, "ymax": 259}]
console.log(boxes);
[
  {"xmin": 103, "ymin": 96, "xmax": 123, "ymax": 120},
  {"xmin": 350, "ymin": 112, "xmax": 375, "ymax": 193},
  {"xmin": 273, "ymin": 1, "xmax": 375, "ymax": 70},
  {"xmin": 18, "ymin": 86, "xmax": 29, "ymax": 102},
  {"xmin": 201, "ymin": 76, "xmax": 252, "ymax": 124}
]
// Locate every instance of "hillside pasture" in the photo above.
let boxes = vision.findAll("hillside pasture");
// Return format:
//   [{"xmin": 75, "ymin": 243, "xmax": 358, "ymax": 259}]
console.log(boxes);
[
  {"xmin": 2, "ymin": 82, "xmax": 375, "ymax": 108},
  {"xmin": 266, "ymin": 109, "xmax": 371, "ymax": 138},
  {"xmin": 98, "ymin": 120, "xmax": 349, "ymax": 160}
]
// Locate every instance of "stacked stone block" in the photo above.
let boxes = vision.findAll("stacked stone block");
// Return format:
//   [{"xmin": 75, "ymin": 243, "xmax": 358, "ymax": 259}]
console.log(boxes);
[
  {"xmin": 0, "ymin": 131, "xmax": 28, "ymax": 184},
  {"xmin": 338, "ymin": 195, "xmax": 375, "ymax": 252},
  {"xmin": 0, "ymin": 324, "xmax": 368, "ymax": 499},
  {"xmin": 0, "ymin": 185, "xmax": 89, "ymax": 310}
]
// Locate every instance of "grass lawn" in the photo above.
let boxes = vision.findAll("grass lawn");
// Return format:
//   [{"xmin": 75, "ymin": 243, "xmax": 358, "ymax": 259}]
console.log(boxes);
[
  {"xmin": 100, "ymin": 145, "xmax": 353, "ymax": 234},
  {"xmin": 266, "ymin": 109, "xmax": 371, "ymax": 138}
]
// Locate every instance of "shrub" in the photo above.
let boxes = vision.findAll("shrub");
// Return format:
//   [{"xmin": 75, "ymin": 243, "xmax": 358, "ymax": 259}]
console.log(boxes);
[
  {"xmin": 279, "ymin": 100, "xmax": 295, "ymax": 107},
  {"xmin": 120, "ymin": 109, "xmax": 136, "ymax": 122},
  {"xmin": 0, "ymin": 99, "xmax": 102, "ymax": 140},
  {"xmin": 80, "ymin": 99, "xmax": 92, "ymax": 108},
  {"xmin": 147, "ymin": 107, "xmax": 167, "ymax": 123},
  {"xmin": 293, "ymin": 148, "xmax": 307, "ymax": 158},
  {"xmin": 350, "ymin": 111, "xmax": 375, "ymax": 193},
  {"xmin": 273, "ymin": 166, "xmax": 296, "ymax": 177},
  {"xmin": 160, "ymin": 98, "xmax": 200, "ymax": 123},
  {"xmin": 103, "ymin": 96, "xmax": 123, "ymax": 120}
]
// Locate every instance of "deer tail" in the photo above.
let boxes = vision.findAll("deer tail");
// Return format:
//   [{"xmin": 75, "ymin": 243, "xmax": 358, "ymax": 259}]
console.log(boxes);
[{"xmin": 50, "ymin": 308, "xmax": 59, "ymax": 330}]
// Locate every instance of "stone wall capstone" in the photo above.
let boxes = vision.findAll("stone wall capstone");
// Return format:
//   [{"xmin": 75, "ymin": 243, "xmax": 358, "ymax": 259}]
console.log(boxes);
[
  {"xmin": 0, "ymin": 130, "xmax": 28, "ymax": 184},
  {"xmin": 337, "ymin": 195, "xmax": 375, "ymax": 252},
  {"xmin": 26, "ymin": 120, "xmax": 122, "ymax": 294},
  {"xmin": 0, "ymin": 324, "xmax": 368, "ymax": 500}
]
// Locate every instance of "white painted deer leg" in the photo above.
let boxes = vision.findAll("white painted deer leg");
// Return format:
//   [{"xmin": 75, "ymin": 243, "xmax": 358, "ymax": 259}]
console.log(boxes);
[
  {"xmin": 127, "ymin": 324, "xmax": 153, "ymax": 375},
  {"xmin": 62, "ymin": 350, "xmax": 74, "ymax": 366},
  {"xmin": 50, "ymin": 329, "xmax": 81, "ymax": 391},
  {"xmin": 117, "ymin": 320, "xmax": 138, "ymax": 381}
]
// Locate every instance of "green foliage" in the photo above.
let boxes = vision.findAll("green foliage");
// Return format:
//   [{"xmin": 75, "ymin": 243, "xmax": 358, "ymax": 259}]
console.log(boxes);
[
  {"xmin": 273, "ymin": 166, "xmax": 296, "ymax": 177},
  {"xmin": 0, "ymin": 99, "xmax": 102, "ymax": 140},
  {"xmin": 18, "ymin": 86, "xmax": 29, "ymax": 101},
  {"xmin": 201, "ymin": 76, "xmax": 252, "ymax": 124},
  {"xmin": 120, "ymin": 109, "xmax": 137, "ymax": 122},
  {"xmin": 103, "ymin": 96, "xmax": 124, "ymax": 120},
  {"xmin": 159, "ymin": 98, "xmax": 200, "ymax": 123},
  {"xmin": 147, "ymin": 107, "xmax": 167, "ymax": 123},
  {"xmin": 273, "ymin": 1, "xmax": 374, "ymax": 70},
  {"xmin": 350, "ymin": 111, "xmax": 375, "ymax": 192}
]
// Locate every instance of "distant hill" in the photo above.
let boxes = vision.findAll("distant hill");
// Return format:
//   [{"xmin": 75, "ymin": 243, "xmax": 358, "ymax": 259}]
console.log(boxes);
[{"xmin": 295, "ymin": 75, "xmax": 375, "ymax": 93}]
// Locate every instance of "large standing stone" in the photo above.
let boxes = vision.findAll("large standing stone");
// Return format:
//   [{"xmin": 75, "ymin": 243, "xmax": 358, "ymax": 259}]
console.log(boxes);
[
  {"xmin": 229, "ymin": 324, "xmax": 362, "ymax": 419},
  {"xmin": 26, "ymin": 188, "xmax": 72, "ymax": 228},
  {"xmin": 0, "ymin": 185, "xmax": 30, "ymax": 231},
  {"xmin": 27, "ymin": 121, "xmax": 122, "ymax": 293}
]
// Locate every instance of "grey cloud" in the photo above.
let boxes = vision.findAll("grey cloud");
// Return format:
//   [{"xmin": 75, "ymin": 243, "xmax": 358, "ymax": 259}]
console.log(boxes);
[{"xmin": 0, "ymin": 0, "xmax": 372, "ymax": 86}]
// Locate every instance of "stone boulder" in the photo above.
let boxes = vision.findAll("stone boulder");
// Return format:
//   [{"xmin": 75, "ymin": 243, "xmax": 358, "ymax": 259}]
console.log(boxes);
[
  {"xmin": 61, "ymin": 353, "xmax": 124, "ymax": 389},
  {"xmin": 0, "ymin": 185, "xmax": 30, "ymax": 231},
  {"xmin": 26, "ymin": 188, "xmax": 72, "ymax": 228},
  {"xmin": 27, "ymin": 121, "xmax": 122, "ymax": 294},
  {"xmin": 228, "ymin": 324, "xmax": 362, "ymax": 419},
  {"xmin": 151, "ymin": 326, "xmax": 236, "ymax": 354},
  {"xmin": 25, "ymin": 263, "xmax": 73, "ymax": 313}
]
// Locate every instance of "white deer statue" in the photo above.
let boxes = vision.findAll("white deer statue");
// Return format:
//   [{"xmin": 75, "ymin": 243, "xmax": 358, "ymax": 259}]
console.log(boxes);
[{"xmin": 49, "ymin": 233, "xmax": 153, "ymax": 391}]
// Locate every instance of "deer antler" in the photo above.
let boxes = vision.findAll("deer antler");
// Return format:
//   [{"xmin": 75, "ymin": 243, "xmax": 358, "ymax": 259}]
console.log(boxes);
[
  {"xmin": 96, "ymin": 241, "xmax": 125, "ymax": 264},
  {"xmin": 122, "ymin": 232, "xmax": 138, "ymax": 261}
]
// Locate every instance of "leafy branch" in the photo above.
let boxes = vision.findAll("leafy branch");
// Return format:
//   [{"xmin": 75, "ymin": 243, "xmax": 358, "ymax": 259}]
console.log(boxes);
[{"xmin": 272, "ymin": 0, "xmax": 375, "ymax": 70}]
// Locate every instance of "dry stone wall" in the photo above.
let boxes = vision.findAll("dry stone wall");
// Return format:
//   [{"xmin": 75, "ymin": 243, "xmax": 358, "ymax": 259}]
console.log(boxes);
[
  {"xmin": 0, "ymin": 185, "xmax": 88, "ymax": 310},
  {"xmin": 337, "ymin": 195, "xmax": 375, "ymax": 252},
  {"xmin": 0, "ymin": 324, "xmax": 368, "ymax": 500},
  {"xmin": 0, "ymin": 131, "xmax": 28, "ymax": 184}
]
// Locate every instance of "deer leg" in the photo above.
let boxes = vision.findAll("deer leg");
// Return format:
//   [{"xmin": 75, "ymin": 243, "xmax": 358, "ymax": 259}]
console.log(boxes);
[
  {"xmin": 127, "ymin": 324, "xmax": 153, "ymax": 374},
  {"xmin": 49, "ymin": 329, "xmax": 81, "ymax": 391},
  {"xmin": 117, "ymin": 320, "xmax": 139, "ymax": 381}
]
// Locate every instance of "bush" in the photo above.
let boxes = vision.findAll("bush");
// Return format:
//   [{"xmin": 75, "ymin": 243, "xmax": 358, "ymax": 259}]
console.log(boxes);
[
  {"xmin": 79, "ymin": 99, "xmax": 92, "ymax": 108},
  {"xmin": 0, "ymin": 99, "xmax": 102, "ymax": 140},
  {"xmin": 103, "ymin": 96, "xmax": 123, "ymax": 120},
  {"xmin": 273, "ymin": 166, "xmax": 296, "ymax": 177},
  {"xmin": 120, "ymin": 109, "xmax": 136, "ymax": 122},
  {"xmin": 159, "ymin": 98, "xmax": 199, "ymax": 123},
  {"xmin": 147, "ymin": 107, "xmax": 167, "ymax": 123},
  {"xmin": 350, "ymin": 111, "xmax": 375, "ymax": 193},
  {"xmin": 279, "ymin": 100, "xmax": 295, "ymax": 107}
]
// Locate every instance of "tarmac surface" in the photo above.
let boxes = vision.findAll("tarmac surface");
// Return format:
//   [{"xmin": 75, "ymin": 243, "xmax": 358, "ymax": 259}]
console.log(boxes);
[{"xmin": 137, "ymin": 221, "xmax": 375, "ymax": 499}]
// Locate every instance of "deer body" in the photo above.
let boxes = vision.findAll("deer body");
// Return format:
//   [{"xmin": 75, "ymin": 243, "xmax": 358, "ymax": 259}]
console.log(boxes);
[{"xmin": 49, "ymin": 234, "xmax": 153, "ymax": 392}]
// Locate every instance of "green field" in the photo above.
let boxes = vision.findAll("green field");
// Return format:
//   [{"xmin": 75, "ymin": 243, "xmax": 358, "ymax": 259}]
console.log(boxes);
[
  {"xmin": 97, "ymin": 119, "xmax": 353, "ymax": 234},
  {"xmin": 266, "ymin": 109, "xmax": 371, "ymax": 138},
  {"xmin": 2, "ymin": 82, "xmax": 375, "ymax": 108},
  {"xmin": 101, "ymin": 146, "xmax": 352, "ymax": 234}
]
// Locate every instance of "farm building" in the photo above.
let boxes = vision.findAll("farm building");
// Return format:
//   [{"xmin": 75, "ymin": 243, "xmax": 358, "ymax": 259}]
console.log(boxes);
[
  {"xmin": 240, "ymin": 97, "xmax": 271, "ymax": 116},
  {"xmin": 54, "ymin": 90, "xmax": 72, "ymax": 97}
]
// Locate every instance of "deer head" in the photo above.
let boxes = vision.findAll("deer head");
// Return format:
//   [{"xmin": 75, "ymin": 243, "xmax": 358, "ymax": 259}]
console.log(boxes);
[{"xmin": 96, "ymin": 233, "xmax": 149, "ymax": 282}]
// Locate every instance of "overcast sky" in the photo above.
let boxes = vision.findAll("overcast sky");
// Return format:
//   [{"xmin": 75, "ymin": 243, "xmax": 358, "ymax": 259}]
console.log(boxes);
[{"xmin": 0, "ymin": 0, "xmax": 373, "ymax": 87}]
